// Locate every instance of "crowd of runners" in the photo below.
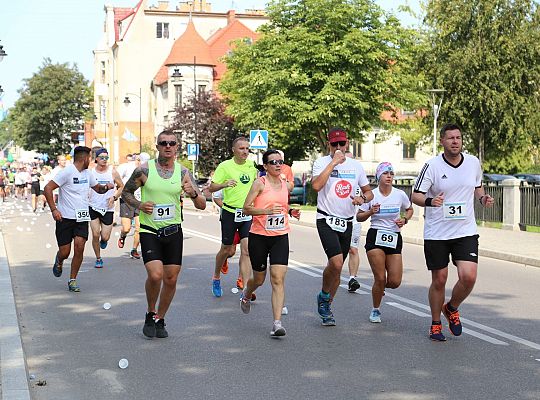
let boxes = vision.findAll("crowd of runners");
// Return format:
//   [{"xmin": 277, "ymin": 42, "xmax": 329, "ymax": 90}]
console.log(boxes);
[{"xmin": 5, "ymin": 122, "xmax": 494, "ymax": 341}]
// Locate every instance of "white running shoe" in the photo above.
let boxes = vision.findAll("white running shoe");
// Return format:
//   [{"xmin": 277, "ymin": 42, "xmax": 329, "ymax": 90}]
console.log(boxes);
[
  {"xmin": 270, "ymin": 321, "xmax": 286, "ymax": 337},
  {"xmin": 369, "ymin": 309, "xmax": 382, "ymax": 323}
]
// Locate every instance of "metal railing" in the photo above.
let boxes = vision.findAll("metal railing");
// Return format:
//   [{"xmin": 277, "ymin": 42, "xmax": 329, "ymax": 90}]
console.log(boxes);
[
  {"xmin": 474, "ymin": 185, "xmax": 503, "ymax": 223},
  {"xmin": 520, "ymin": 186, "xmax": 540, "ymax": 227}
]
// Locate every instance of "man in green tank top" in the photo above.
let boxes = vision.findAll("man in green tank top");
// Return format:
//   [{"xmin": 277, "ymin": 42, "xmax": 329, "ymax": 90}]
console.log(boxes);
[
  {"xmin": 122, "ymin": 130, "xmax": 206, "ymax": 338},
  {"xmin": 209, "ymin": 136, "xmax": 258, "ymax": 297}
]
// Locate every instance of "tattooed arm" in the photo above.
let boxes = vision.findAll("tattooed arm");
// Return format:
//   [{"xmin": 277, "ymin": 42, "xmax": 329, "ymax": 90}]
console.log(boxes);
[
  {"xmin": 181, "ymin": 167, "xmax": 206, "ymax": 210},
  {"xmin": 122, "ymin": 164, "xmax": 154, "ymax": 214}
]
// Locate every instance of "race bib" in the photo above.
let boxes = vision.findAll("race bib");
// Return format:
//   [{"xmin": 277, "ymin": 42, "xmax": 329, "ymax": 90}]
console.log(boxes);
[
  {"xmin": 375, "ymin": 230, "xmax": 398, "ymax": 249},
  {"xmin": 265, "ymin": 214, "xmax": 285, "ymax": 230},
  {"xmin": 234, "ymin": 208, "xmax": 252, "ymax": 222},
  {"xmin": 325, "ymin": 215, "xmax": 347, "ymax": 233},
  {"xmin": 91, "ymin": 207, "xmax": 107, "ymax": 216},
  {"xmin": 153, "ymin": 204, "xmax": 175, "ymax": 221},
  {"xmin": 76, "ymin": 208, "xmax": 91, "ymax": 222},
  {"xmin": 443, "ymin": 202, "xmax": 467, "ymax": 220}
]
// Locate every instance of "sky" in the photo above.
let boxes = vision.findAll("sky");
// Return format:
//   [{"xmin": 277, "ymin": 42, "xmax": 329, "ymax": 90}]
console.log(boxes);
[{"xmin": 0, "ymin": 0, "xmax": 421, "ymax": 112}]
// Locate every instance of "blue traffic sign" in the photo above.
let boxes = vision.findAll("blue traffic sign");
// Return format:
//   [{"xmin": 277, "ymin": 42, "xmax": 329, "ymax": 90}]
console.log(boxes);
[
  {"xmin": 249, "ymin": 130, "xmax": 268, "ymax": 149},
  {"xmin": 187, "ymin": 143, "xmax": 200, "ymax": 156}
]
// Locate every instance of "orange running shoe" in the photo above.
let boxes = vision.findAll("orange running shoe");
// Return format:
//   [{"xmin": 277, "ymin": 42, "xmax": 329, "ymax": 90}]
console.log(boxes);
[
  {"xmin": 236, "ymin": 277, "xmax": 243, "ymax": 290},
  {"xmin": 429, "ymin": 323, "xmax": 446, "ymax": 342},
  {"xmin": 443, "ymin": 303, "xmax": 462, "ymax": 336},
  {"xmin": 221, "ymin": 259, "xmax": 229, "ymax": 274}
]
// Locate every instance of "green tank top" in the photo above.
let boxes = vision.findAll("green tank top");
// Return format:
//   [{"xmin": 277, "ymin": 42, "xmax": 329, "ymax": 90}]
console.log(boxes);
[{"xmin": 140, "ymin": 160, "xmax": 183, "ymax": 234}]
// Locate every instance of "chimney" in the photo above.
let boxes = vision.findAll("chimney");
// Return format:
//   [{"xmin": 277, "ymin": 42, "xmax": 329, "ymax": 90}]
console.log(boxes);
[
  {"xmin": 158, "ymin": 1, "xmax": 169, "ymax": 10},
  {"xmin": 227, "ymin": 10, "xmax": 235, "ymax": 24}
]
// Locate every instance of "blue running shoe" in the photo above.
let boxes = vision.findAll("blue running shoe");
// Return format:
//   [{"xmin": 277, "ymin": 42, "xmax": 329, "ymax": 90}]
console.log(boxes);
[
  {"xmin": 429, "ymin": 323, "xmax": 446, "ymax": 342},
  {"xmin": 68, "ymin": 279, "xmax": 80, "ymax": 292},
  {"xmin": 443, "ymin": 303, "xmax": 462, "ymax": 336},
  {"xmin": 321, "ymin": 316, "xmax": 336, "ymax": 326},
  {"xmin": 99, "ymin": 240, "xmax": 108, "ymax": 249},
  {"xmin": 212, "ymin": 279, "xmax": 222, "ymax": 297},
  {"xmin": 52, "ymin": 253, "xmax": 63, "ymax": 277},
  {"xmin": 317, "ymin": 293, "xmax": 335, "ymax": 325},
  {"xmin": 95, "ymin": 258, "xmax": 103, "ymax": 269},
  {"xmin": 369, "ymin": 309, "xmax": 382, "ymax": 323}
]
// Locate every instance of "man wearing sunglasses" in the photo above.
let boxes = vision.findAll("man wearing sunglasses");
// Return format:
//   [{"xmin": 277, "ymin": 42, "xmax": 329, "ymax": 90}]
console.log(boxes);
[
  {"xmin": 88, "ymin": 148, "xmax": 124, "ymax": 269},
  {"xmin": 122, "ymin": 130, "xmax": 206, "ymax": 338},
  {"xmin": 312, "ymin": 127, "xmax": 373, "ymax": 326}
]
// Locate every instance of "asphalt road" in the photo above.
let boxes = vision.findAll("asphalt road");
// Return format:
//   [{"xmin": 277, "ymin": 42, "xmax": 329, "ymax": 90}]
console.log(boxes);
[{"xmin": 2, "ymin": 200, "xmax": 540, "ymax": 400}]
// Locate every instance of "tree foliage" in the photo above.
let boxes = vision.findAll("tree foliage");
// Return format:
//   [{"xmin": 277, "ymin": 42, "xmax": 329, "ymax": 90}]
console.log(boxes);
[
  {"xmin": 170, "ymin": 91, "xmax": 242, "ymax": 176},
  {"xmin": 219, "ymin": 0, "xmax": 425, "ymax": 160},
  {"xmin": 419, "ymin": 0, "xmax": 540, "ymax": 173},
  {"xmin": 8, "ymin": 58, "xmax": 92, "ymax": 155}
]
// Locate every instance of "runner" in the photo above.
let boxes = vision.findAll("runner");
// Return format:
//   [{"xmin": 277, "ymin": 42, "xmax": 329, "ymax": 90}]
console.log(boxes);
[
  {"xmin": 240, "ymin": 149, "xmax": 300, "ymax": 337},
  {"xmin": 89, "ymin": 148, "xmax": 124, "ymax": 269},
  {"xmin": 0, "ymin": 169, "xmax": 6, "ymax": 202},
  {"xmin": 208, "ymin": 136, "xmax": 258, "ymax": 298},
  {"xmin": 117, "ymin": 153, "xmax": 141, "ymax": 258},
  {"xmin": 43, "ymin": 146, "xmax": 114, "ymax": 292},
  {"xmin": 30, "ymin": 166, "xmax": 42, "ymax": 212},
  {"xmin": 357, "ymin": 162, "xmax": 413, "ymax": 323},
  {"xmin": 312, "ymin": 127, "xmax": 373, "ymax": 326},
  {"xmin": 412, "ymin": 123, "xmax": 494, "ymax": 341},
  {"xmin": 121, "ymin": 130, "xmax": 206, "ymax": 338},
  {"xmin": 344, "ymin": 150, "xmax": 362, "ymax": 292},
  {"xmin": 51, "ymin": 155, "xmax": 67, "ymax": 204}
]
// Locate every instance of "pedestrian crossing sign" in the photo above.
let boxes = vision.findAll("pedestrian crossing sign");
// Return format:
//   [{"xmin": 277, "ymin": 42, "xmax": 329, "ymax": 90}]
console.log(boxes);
[{"xmin": 249, "ymin": 130, "xmax": 268, "ymax": 150}]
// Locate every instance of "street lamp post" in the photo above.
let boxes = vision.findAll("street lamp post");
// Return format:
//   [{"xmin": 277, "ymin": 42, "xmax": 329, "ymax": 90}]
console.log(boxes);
[
  {"xmin": 427, "ymin": 89, "xmax": 445, "ymax": 156},
  {"xmin": 123, "ymin": 88, "xmax": 142, "ymax": 153}
]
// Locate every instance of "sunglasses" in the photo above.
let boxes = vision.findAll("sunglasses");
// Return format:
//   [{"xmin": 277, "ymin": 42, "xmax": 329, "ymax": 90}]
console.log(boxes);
[
  {"xmin": 330, "ymin": 141, "xmax": 347, "ymax": 147},
  {"xmin": 158, "ymin": 140, "xmax": 177, "ymax": 147},
  {"xmin": 97, "ymin": 156, "xmax": 109, "ymax": 160},
  {"xmin": 267, "ymin": 159, "xmax": 284, "ymax": 166}
]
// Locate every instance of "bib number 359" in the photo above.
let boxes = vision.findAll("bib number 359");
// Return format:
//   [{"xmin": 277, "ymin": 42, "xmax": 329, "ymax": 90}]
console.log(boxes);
[{"xmin": 76, "ymin": 209, "xmax": 91, "ymax": 222}]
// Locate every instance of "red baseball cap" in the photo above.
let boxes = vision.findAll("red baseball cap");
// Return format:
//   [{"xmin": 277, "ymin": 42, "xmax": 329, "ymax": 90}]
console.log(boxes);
[{"xmin": 328, "ymin": 128, "xmax": 348, "ymax": 143}]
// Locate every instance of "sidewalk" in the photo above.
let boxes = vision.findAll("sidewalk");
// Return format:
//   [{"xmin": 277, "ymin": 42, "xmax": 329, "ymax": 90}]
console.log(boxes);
[{"xmin": 291, "ymin": 209, "xmax": 540, "ymax": 268}]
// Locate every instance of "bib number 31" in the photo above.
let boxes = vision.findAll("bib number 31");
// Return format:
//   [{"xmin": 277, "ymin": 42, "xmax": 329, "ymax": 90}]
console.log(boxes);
[{"xmin": 443, "ymin": 202, "xmax": 467, "ymax": 220}]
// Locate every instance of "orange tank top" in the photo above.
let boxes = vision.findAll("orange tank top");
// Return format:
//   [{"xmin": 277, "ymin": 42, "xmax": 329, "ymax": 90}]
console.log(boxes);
[{"xmin": 250, "ymin": 176, "xmax": 290, "ymax": 236}]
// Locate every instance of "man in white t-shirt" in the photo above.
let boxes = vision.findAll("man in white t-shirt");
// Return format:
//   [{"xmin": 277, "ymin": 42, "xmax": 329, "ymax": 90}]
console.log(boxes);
[
  {"xmin": 412, "ymin": 123, "xmax": 494, "ymax": 342},
  {"xmin": 50, "ymin": 155, "xmax": 67, "ymax": 203},
  {"xmin": 344, "ymin": 150, "xmax": 362, "ymax": 293},
  {"xmin": 312, "ymin": 127, "xmax": 373, "ymax": 326},
  {"xmin": 116, "ymin": 153, "xmax": 141, "ymax": 258},
  {"xmin": 44, "ymin": 146, "xmax": 115, "ymax": 293}
]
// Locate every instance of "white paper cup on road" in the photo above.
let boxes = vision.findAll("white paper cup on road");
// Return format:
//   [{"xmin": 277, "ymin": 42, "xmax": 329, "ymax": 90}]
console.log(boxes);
[
  {"xmin": 45, "ymin": 243, "xmax": 52, "ymax": 249},
  {"xmin": 231, "ymin": 287, "xmax": 239, "ymax": 294},
  {"xmin": 118, "ymin": 358, "xmax": 129, "ymax": 369},
  {"xmin": 282, "ymin": 306, "xmax": 289, "ymax": 315},
  {"xmin": 103, "ymin": 302, "xmax": 111, "ymax": 310}
]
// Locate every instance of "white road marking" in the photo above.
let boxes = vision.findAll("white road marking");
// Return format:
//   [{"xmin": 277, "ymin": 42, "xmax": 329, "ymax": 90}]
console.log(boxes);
[{"xmin": 183, "ymin": 227, "xmax": 540, "ymax": 350}]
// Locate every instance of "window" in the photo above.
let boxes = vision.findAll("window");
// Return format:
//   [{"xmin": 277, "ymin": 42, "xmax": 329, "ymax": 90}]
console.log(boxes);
[
  {"xmin": 174, "ymin": 85, "xmax": 182, "ymax": 107},
  {"xmin": 162, "ymin": 84, "xmax": 168, "ymax": 99},
  {"xmin": 198, "ymin": 85, "xmax": 206, "ymax": 94},
  {"xmin": 156, "ymin": 22, "xmax": 169, "ymax": 39},
  {"xmin": 351, "ymin": 141, "xmax": 362, "ymax": 159},
  {"xmin": 402, "ymin": 143, "xmax": 416, "ymax": 159},
  {"xmin": 100, "ymin": 61, "xmax": 106, "ymax": 83}
]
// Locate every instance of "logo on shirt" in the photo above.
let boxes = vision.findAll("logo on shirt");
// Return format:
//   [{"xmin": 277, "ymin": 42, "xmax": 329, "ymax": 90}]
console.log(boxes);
[
  {"xmin": 239, "ymin": 174, "xmax": 251, "ymax": 184},
  {"xmin": 442, "ymin": 174, "xmax": 448, "ymax": 179},
  {"xmin": 73, "ymin": 177, "xmax": 88, "ymax": 184},
  {"xmin": 331, "ymin": 170, "xmax": 356, "ymax": 179},
  {"xmin": 334, "ymin": 180, "xmax": 352, "ymax": 198}
]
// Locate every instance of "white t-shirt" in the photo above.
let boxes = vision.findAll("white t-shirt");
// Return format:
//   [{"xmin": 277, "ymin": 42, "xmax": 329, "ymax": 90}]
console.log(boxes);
[
  {"xmin": 89, "ymin": 167, "xmax": 115, "ymax": 211},
  {"xmin": 312, "ymin": 155, "xmax": 369, "ymax": 219},
  {"xmin": 53, "ymin": 164, "xmax": 98, "ymax": 220},
  {"xmin": 414, "ymin": 153, "xmax": 482, "ymax": 240},
  {"xmin": 360, "ymin": 187, "xmax": 411, "ymax": 232},
  {"xmin": 51, "ymin": 165, "xmax": 65, "ymax": 195},
  {"xmin": 117, "ymin": 161, "xmax": 137, "ymax": 184}
]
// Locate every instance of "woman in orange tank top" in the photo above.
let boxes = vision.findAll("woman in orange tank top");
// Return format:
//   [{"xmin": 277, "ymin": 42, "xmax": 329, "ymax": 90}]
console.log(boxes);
[{"xmin": 240, "ymin": 149, "xmax": 300, "ymax": 337}]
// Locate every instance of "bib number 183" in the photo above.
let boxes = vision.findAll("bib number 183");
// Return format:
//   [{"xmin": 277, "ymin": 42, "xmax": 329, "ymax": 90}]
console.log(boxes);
[{"xmin": 325, "ymin": 216, "xmax": 347, "ymax": 233}]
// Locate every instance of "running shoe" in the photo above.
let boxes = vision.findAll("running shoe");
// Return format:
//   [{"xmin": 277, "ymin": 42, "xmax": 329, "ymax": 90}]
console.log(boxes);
[
  {"xmin": 270, "ymin": 321, "xmax": 286, "ymax": 337},
  {"xmin": 212, "ymin": 279, "xmax": 223, "ymax": 297},
  {"xmin": 155, "ymin": 318, "xmax": 168, "ymax": 338},
  {"xmin": 443, "ymin": 303, "xmax": 462, "ymax": 336},
  {"xmin": 429, "ymin": 323, "xmax": 446, "ymax": 342},
  {"xmin": 369, "ymin": 309, "xmax": 382, "ymax": 323},
  {"xmin": 250, "ymin": 292, "xmax": 257, "ymax": 301},
  {"xmin": 52, "ymin": 253, "xmax": 63, "ymax": 277},
  {"xmin": 143, "ymin": 312, "xmax": 156, "ymax": 338},
  {"xmin": 317, "ymin": 293, "xmax": 335, "ymax": 326},
  {"xmin": 240, "ymin": 292, "xmax": 251, "ymax": 314},
  {"xmin": 130, "ymin": 249, "xmax": 141, "ymax": 259},
  {"xmin": 68, "ymin": 279, "xmax": 80, "ymax": 292},
  {"xmin": 94, "ymin": 258, "xmax": 103, "ymax": 269},
  {"xmin": 117, "ymin": 235, "xmax": 126, "ymax": 249},
  {"xmin": 220, "ymin": 259, "xmax": 229, "ymax": 274},
  {"xmin": 236, "ymin": 277, "xmax": 243, "ymax": 290},
  {"xmin": 99, "ymin": 240, "xmax": 108, "ymax": 249},
  {"xmin": 348, "ymin": 277, "xmax": 360, "ymax": 292}
]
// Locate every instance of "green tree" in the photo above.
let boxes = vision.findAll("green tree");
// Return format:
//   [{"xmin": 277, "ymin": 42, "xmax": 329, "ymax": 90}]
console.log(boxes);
[
  {"xmin": 219, "ymin": 0, "xmax": 425, "ymax": 160},
  {"xmin": 419, "ymin": 0, "xmax": 540, "ymax": 173},
  {"xmin": 170, "ymin": 91, "xmax": 242, "ymax": 176},
  {"xmin": 8, "ymin": 58, "xmax": 92, "ymax": 155}
]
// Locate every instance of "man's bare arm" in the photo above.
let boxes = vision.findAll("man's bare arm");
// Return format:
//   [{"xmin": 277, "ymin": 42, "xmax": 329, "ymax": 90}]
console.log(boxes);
[{"xmin": 121, "ymin": 166, "xmax": 148, "ymax": 209}]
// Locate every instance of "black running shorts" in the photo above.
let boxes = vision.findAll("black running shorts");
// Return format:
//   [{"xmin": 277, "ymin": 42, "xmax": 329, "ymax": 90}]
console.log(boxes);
[
  {"xmin": 365, "ymin": 228, "xmax": 403, "ymax": 255},
  {"xmin": 220, "ymin": 208, "xmax": 252, "ymax": 246},
  {"xmin": 55, "ymin": 218, "xmax": 89, "ymax": 246},
  {"xmin": 30, "ymin": 183, "xmax": 41, "ymax": 195},
  {"xmin": 424, "ymin": 234, "xmax": 479, "ymax": 270},
  {"xmin": 316, "ymin": 218, "xmax": 352, "ymax": 260},
  {"xmin": 140, "ymin": 229, "xmax": 183, "ymax": 266},
  {"xmin": 89, "ymin": 207, "xmax": 114, "ymax": 225},
  {"xmin": 248, "ymin": 232, "xmax": 289, "ymax": 272}
]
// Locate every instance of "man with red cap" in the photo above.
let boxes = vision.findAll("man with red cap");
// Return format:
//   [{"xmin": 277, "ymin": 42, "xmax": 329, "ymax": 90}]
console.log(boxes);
[{"xmin": 312, "ymin": 127, "xmax": 373, "ymax": 326}]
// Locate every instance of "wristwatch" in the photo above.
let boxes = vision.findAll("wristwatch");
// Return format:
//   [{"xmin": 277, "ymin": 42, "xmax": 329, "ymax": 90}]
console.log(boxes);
[{"xmin": 113, "ymin": 195, "xmax": 118, "ymax": 201}]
